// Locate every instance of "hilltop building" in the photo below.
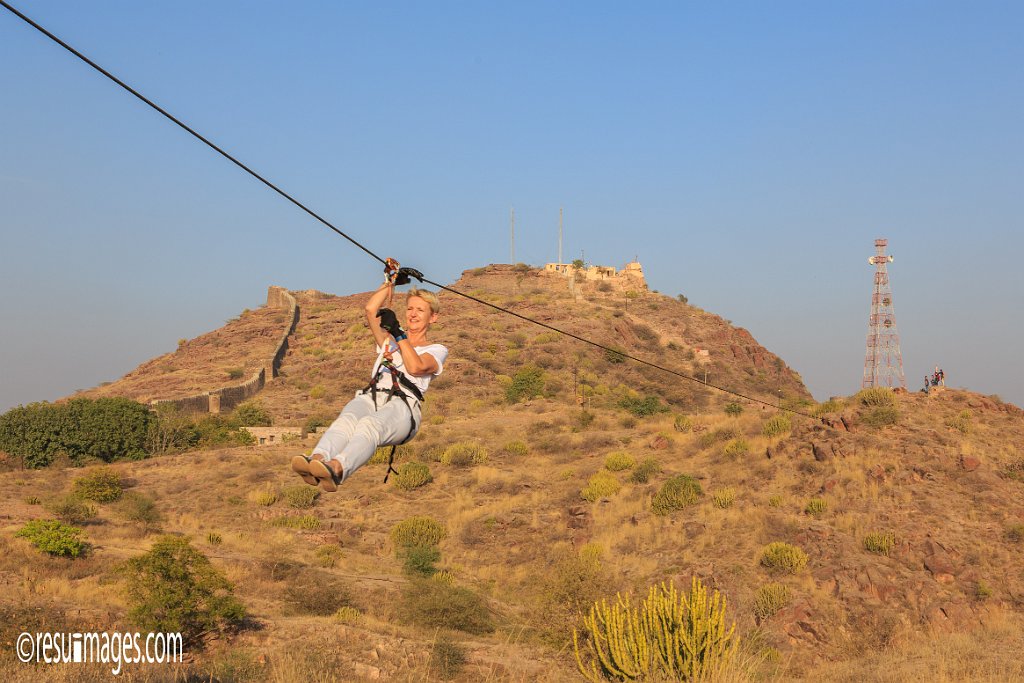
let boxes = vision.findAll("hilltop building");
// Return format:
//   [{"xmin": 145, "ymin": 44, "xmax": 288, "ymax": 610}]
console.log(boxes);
[{"xmin": 543, "ymin": 260, "xmax": 647, "ymax": 290}]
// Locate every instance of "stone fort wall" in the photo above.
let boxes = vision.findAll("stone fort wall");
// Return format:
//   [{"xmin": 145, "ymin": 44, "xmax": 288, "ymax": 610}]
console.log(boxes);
[{"xmin": 151, "ymin": 286, "xmax": 299, "ymax": 415}]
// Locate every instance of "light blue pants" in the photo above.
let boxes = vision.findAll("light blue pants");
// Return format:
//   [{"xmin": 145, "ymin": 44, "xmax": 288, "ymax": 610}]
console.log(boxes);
[{"xmin": 311, "ymin": 391, "xmax": 420, "ymax": 483}]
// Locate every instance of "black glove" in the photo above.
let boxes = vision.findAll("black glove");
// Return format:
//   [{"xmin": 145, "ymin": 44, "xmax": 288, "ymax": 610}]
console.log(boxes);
[
  {"xmin": 393, "ymin": 267, "xmax": 424, "ymax": 286},
  {"xmin": 376, "ymin": 308, "xmax": 405, "ymax": 339}
]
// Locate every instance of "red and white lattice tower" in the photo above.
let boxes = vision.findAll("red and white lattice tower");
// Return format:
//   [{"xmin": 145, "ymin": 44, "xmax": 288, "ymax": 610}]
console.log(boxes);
[{"xmin": 862, "ymin": 238, "xmax": 906, "ymax": 389}]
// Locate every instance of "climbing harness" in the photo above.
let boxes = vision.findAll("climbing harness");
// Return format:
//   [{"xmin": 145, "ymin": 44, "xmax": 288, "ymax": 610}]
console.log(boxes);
[{"xmin": 362, "ymin": 346, "xmax": 424, "ymax": 483}]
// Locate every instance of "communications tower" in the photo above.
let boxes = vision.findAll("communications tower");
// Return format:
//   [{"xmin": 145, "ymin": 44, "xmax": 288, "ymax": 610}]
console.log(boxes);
[{"xmin": 862, "ymin": 238, "xmax": 906, "ymax": 389}]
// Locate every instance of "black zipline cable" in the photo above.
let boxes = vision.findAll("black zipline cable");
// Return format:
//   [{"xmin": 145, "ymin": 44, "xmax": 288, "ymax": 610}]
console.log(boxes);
[
  {"xmin": 2, "ymin": 0, "xmax": 822, "ymax": 423},
  {"xmin": 0, "ymin": 0, "xmax": 387, "ymax": 268}
]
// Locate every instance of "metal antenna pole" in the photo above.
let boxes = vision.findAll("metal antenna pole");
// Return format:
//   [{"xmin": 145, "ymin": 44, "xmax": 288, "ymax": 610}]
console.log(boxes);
[
  {"xmin": 862, "ymin": 238, "xmax": 906, "ymax": 389},
  {"xmin": 558, "ymin": 206, "xmax": 563, "ymax": 264},
  {"xmin": 510, "ymin": 207, "xmax": 515, "ymax": 263}
]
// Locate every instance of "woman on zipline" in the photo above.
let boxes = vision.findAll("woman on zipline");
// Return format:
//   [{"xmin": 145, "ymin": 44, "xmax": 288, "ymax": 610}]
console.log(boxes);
[{"xmin": 291, "ymin": 263, "xmax": 448, "ymax": 492}]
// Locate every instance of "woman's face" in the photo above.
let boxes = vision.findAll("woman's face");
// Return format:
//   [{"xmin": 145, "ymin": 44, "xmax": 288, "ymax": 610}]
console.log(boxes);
[{"xmin": 405, "ymin": 296, "xmax": 438, "ymax": 333}]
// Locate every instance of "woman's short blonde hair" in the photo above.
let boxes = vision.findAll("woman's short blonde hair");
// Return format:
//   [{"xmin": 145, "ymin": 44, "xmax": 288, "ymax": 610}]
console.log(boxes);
[{"xmin": 407, "ymin": 288, "xmax": 440, "ymax": 315}]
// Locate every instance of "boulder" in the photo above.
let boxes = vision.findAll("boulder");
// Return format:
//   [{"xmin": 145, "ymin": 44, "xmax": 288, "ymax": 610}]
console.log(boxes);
[
  {"xmin": 923, "ymin": 553, "xmax": 956, "ymax": 584},
  {"xmin": 649, "ymin": 434, "xmax": 670, "ymax": 450},
  {"xmin": 812, "ymin": 442, "xmax": 833, "ymax": 462},
  {"xmin": 959, "ymin": 456, "xmax": 981, "ymax": 472}
]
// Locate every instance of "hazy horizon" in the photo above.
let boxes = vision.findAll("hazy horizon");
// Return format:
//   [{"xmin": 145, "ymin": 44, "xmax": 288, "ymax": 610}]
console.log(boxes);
[{"xmin": 2, "ymin": 1, "xmax": 1022, "ymax": 413}]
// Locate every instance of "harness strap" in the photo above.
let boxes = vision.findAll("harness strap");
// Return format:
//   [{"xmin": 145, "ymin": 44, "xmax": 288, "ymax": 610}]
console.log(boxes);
[{"xmin": 364, "ymin": 360, "xmax": 423, "ymax": 483}]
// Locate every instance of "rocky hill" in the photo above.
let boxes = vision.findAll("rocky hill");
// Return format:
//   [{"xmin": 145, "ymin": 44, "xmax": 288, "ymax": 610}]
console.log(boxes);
[
  {"xmin": 80, "ymin": 264, "xmax": 810, "ymax": 423},
  {"xmin": 1, "ymin": 266, "xmax": 1023, "ymax": 682}
]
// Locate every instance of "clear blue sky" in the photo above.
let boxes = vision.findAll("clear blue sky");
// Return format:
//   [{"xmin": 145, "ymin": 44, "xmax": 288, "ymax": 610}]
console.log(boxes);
[{"xmin": 1, "ymin": 1, "xmax": 1022, "ymax": 412}]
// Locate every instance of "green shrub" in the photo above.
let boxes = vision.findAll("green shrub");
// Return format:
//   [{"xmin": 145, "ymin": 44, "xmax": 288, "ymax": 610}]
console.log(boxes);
[
  {"xmin": 398, "ymin": 579, "xmax": 495, "ymax": 635},
  {"xmin": 724, "ymin": 402, "xmax": 744, "ymax": 417},
  {"xmin": 976, "ymin": 581, "xmax": 993, "ymax": 600},
  {"xmin": 574, "ymin": 577, "xmax": 737, "ymax": 682},
  {"xmin": 207, "ymin": 532, "xmax": 222, "ymax": 546},
  {"xmin": 1002, "ymin": 459, "xmax": 1024, "ymax": 482},
  {"xmin": 0, "ymin": 398, "xmax": 152, "ymax": 467},
  {"xmin": 303, "ymin": 413, "xmax": 333, "ymax": 434},
  {"xmin": 192, "ymin": 415, "xmax": 255, "ymax": 448},
  {"xmin": 863, "ymin": 406, "xmax": 900, "ymax": 427},
  {"xmin": 767, "ymin": 494, "xmax": 784, "ymax": 508},
  {"xmin": 25, "ymin": 495, "xmax": 41, "ymax": 505},
  {"xmin": 248, "ymin": 486, "xmax": 277, "ymax": 506},
  {"xmin": 712, "ymin": 488, "xmax": 736, "ymax": 509},
  {"xmin": 863, "ymin": 531, "xmax": 896, "ymax": 555},
  {"xmin": 618, "ymin": 395, "xmax": 668, "ymax": 417},
  {"xmin": 392, "ymin": 462, "xmax": 433, "ymax": 490},
  {"xmin": 400, "ymin": 544, "xmax": 441, "ymax": 576},
  {"xmin": 117, "ymin": 492, "xmax": 161, "ymax": 527},
  {"xmin": 232, "ymin": 400, "xmax": 272, "ymax": 427},
  {"xmin": 269, "ymin": 514, "xmax": 321, "ymax": 530},
  {"xmin": 315, "ymin": 544, "xmax": 344, "ymax": 568},
  {"xmin": 760, "ymin": 542, "xmax": 808, "ymax": 574},
  {"xmin": 309, "ymin": 384, "xmax": 326, "ymax": 399},
  {"xmin": 333, "ymin": 606, "xmax": 361, "ymax": 624},
  {"xmin": 503, "ymin": 440, "xmax": 528, "ymax": 457},
  {"xmin": 1006, "ymin": 524, "xmax": 1024, "ymax": 543},
  {"xmin": 432, "ymin": 570, "xmax": 456, "ymax": 586},
  {"xmin": 673, "ymin": 415, "xmax": 693, "ymax": 433},
  {"xmin": 857, "ymin": 387, "xmax": 897, "ymax": 407},
  {"xmin": 723, "ymin": 439, "xmax": 750, "ymax": 458},
  {"xmin": 441, "ymin": 442, "xmax": 489, "ymax": 466},
  {"xmin": 580, "ymin": 471, "xmax": 622, "ymax": 502},
  {"xmin": 577, "ymin": 410, "xmax": 596, "ymax": 429},
  {"xmin": 146, "ymin": 404, "xmax": 200, "ymax": 455},
  {"xmin": 369, "ymin": 443, "xmax": 415, "ymax": 465},
  {"xmin": 761, "ymin": 414, "xmax": 792, "ymax": 438},
  {"xmin": 629, "ymin": 457, "xmax": 661, "ymax": 484},
  {"xmin": 392, "ymin": 516, "xmax": 447, "ymax": 549},
  {"xmin": 505, "ymin": 366, "xmax": 545, "ymax": 403},
  {"xmin": 282, "ymin": 485, "xmax": 319, "ymax": 509},
  {"xmin": 947, "ymin": 409, "xmax": 973, "ymax": 434},
  {"xmin": 811, "ymin": 399, "xmax": 842, "ymax": 416},
  {"xmin": 698, "ymin": 427, "xmax": 737, "ymax": 450},
  {"xmin": 652, "ymin": 475, "xmax": 702, "ymax": 515},
  {"xmin": 226, "ymin": 368, "xmax": 244, "ymax": 380},
  {"xmin": 537, "ymin": 545, "xmax": 608, "ymax": 644},
  {"xmin": 72, "ymin": 467, "xmax": 124, "ymax": 502},
  {"xmin": 283, "ymin": 575, "xmax": 350, "ymax": 617},
  {"xmin": 604, "ymin": 451, "xmax": 635, "ymax": 472},
  {"xmin": 16, "ymin": 520, "xmax": 87, "ymax": 557},
  {"xmin": 804, "ymin": 498, "xmax": 828, "ymax": 517},
  {"xmin": 45, "ymin": 496, "xmax": 97, "ymax": 524},
  {"xmin": 604, "ymin": 347, "xmax": 626, "ymax": 364},
  {"xmin": 753, "ymin": 582, "xmax": 791, "ymax": 620},
  {"xmin": 429, "ymin": 634, "xmax": 468, "ymax": 681},
  {"xmin": 421, "ymin": 444, "xmax": 446, "ymax": 462}
]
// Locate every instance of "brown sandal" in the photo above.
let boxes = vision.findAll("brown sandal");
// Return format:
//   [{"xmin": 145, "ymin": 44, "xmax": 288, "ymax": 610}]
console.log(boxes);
[
  {"xmin": 307, "ymin": 458, "xmax": 343, "ymax": 493},
  {"xmin": 290, "ymin": 455, "xmax": 319, "ymax": 486}
]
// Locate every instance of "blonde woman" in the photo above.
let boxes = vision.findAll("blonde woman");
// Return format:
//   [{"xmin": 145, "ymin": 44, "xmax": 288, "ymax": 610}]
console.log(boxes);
[{"xmin": 292, "ymin": 267, "xmax": 448, "ymax": 491}]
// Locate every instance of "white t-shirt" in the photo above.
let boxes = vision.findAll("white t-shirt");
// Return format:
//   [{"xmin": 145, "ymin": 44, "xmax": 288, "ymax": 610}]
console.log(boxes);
[{"xmin": 371, "ymin": 340, "xmax": 448, "ymax": 396}]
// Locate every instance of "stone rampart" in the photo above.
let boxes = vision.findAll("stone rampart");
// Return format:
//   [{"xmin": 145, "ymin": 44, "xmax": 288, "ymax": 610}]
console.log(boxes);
[{"xmin": 150, "ymin": 286, "xmax": 299, "ymax": 415}]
